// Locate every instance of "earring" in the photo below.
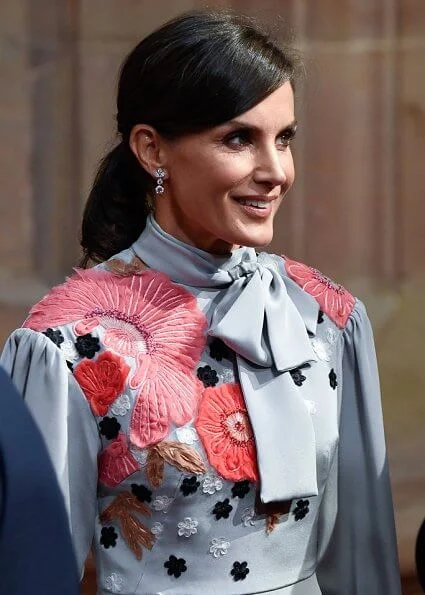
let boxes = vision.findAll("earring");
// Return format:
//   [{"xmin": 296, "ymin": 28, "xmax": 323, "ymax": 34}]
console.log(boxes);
[{"xmin": 155, "ymin": 168, "xmax": 166, "ymax": 195}]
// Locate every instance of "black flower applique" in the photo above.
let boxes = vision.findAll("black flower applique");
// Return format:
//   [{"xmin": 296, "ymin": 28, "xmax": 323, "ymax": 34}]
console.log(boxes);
[
  {"xmin": 180, "ymin": 475, "xmax": 200, "ymax": 497},
  {"xmin": 289, "ymin": 363, "xmax": 311, "ymax": 387},
  {"xmin": 231, "ymin": 480, "xmax": 250, "ymax": 499},
  {"xmin": 66, "ymin": 361, "xmax": 74, "ymax": 372},
  {"xmin": 329, "ymin": 368, "xmax": 338, "ymax": 390},
  {"xmin": 131, "ymin": 483, "xmax": 152, "ymax": 504},
  {"xmin": 75, "ymin": 333, "xmax": 100, "ymax": 359},
  {"xmin": 99, "ymin": 416, "xmax": 121, "ymax": 440},
  {"xmin": 231, "ymin": 561, "xmax": 250, "ymax": 581},
  {"xmin": 43, "ymin": 328, "xmax": 64, "ymax": 347},
  {"xmin": 293, "ymin": 499, "xmax": 309, "ymax": 521},
  {"xmin": 212, "ymin": 498, "xmax": 233, "ymax": 520},
  {"xmin": 318, "ymin": 310, "xmax": 324, "ymax": 324},
  {"xmin": 164, "ymin": 555, "xmax": 187, "ymax": 578},
  {"xmin": 209, "ymin": 338, "xmax": 231, "ymax": 362},
  {"xmin": 100, "ymin": 526, "xmax": 118, "ymax": 548},
  {"xmin": 197, "ymin": 365, "xmax": 219, "ymax": 388}
]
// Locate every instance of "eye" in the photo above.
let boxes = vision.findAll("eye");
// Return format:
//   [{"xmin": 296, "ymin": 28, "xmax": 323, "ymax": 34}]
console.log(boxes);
[
  {"xmin": 277, "ymin": 130, "xmax": 296, "ymax": 148},
  {"xmin": 223, "ymin": 129, "xmax": 252, "ymax": 148}
]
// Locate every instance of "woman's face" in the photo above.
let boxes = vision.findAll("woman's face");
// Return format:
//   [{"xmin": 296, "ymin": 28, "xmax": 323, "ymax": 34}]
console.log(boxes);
[{"xmin": 155, "ymin": 81, "xmax": 296, "ymax": 254}]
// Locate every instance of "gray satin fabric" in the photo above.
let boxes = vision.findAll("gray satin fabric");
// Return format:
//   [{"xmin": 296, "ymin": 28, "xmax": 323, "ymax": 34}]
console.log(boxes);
[
  {"xmin": 316, "ymin": 302, "xmax": 401, "ymax": 594},
  {"xmin": 132, "ymin": 216, "xmax": 319, "ymax": 502}
]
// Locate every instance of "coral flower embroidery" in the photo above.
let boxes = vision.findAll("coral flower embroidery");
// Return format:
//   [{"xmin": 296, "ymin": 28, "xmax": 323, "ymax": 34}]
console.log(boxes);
[
  {"xmin": 24, "ymin": 268, "xmax": 207, "ymax": 447},
  {"xmin": 74, "ymin": 351, "xmax": 130, "ymax": 416},
  {"xmin": 283, "ymin": 256, "xmax": 355, "ymax": 329},
  {"xmin": 98, "ymin": 433, "xmax": 140, "ymax": 488},
  {"xmin": 195, "ymin": 383, "xmax": 259, "ymax": 482}
]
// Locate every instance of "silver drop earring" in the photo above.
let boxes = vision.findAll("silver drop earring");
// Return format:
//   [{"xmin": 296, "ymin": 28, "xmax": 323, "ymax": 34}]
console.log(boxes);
[{"xmin": 155, "ymin": 168, "xmax": 166, "ymax": 195}]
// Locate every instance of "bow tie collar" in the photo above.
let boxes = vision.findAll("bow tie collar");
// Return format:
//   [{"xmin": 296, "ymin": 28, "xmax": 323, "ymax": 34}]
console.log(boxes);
[{"xmin": 132, "ymin": 215, "xmax": 319, "ymax": 502}]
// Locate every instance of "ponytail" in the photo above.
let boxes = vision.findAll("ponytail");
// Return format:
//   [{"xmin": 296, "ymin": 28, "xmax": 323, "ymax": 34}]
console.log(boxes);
[{"xmin": 80, "ymin": 141, "xmax": 151, "ymax": 267}]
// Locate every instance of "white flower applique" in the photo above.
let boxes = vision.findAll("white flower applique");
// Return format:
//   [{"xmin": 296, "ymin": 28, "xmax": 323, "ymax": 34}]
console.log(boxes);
[
  {"xmin": 326, "ymin": 327, "xmax": 338, "ymax": 345},
  {"xmin": 202, "ymin": 473, "xmax": 223, "ymax": 495},
  {"xmin": 130, "ymin": 447, "xmax": 148, "ymax": 467},
  {"xmin": 150, "ymin": 522, "xmax": 164, "ymax": 536},
  {"xmin": 111, "ymin": 393, "xmax": 131, "ymax": 416},
  {"xmin": 61, "ymin": 340, "xmax": 79, "ymax": 362},
  {"xmin": 220, "ymin": 368, "xmax": 234, "ymax": 383},
  {"xmin": 177, "ymin": 517, "xmax": 198, "ymax": 537},
  {"xmin": 175, "ymin": 425, "xmax": 198, "ymax": 445},
  {"xmin": 104, "ymin": 572, "xmax": 123, "ymax": 593},
  {"xmin": 152, "ymin": 495, "xmax": 173, "ymax": 513},
  {"xmin": 311, "ymin": 338, "xmax": 331, "ymax": 362},
  {"xmin": 241, "ymin": 507, "xmax": 256, "ymax": 527},
  {"xmin": 209, "ymin": 537, "xmax": 230, "ymax": 558}
]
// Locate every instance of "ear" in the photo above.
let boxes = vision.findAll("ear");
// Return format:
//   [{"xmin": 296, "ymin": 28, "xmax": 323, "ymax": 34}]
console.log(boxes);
[{"xmin": 129, "ymin": 124, "xmax": 168, "ymax": 178}]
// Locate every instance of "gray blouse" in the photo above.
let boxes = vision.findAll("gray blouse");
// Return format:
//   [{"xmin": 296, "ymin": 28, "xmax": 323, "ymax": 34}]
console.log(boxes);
[{"xmin": 0, "ymin": 218, "xmax": 401, "ymax": 595}]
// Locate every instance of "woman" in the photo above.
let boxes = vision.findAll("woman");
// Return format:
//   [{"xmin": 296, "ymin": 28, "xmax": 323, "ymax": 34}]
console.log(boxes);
[{"xmin": 1, "ymin": 10, "xmax": 401, "ymax": 595}]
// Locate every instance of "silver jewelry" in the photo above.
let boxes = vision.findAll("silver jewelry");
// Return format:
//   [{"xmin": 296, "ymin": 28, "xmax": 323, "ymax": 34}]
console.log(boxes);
[{"xmin": 155, "ymin": 168, "xmax": 166, "ymax": 195}]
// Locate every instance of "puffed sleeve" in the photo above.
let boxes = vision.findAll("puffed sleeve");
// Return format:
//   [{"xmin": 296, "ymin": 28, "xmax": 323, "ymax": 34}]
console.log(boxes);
[
  {"xmin": 0, "ymin": 328, "xmax": 101, "ymax": 575},
  {"xmin": 316, "ymin": 300, "xmax": 401, "ymax": 594}
]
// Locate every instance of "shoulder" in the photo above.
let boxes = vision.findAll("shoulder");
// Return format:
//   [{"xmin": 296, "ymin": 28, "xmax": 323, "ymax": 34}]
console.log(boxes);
[{"xmin": 279, "ymin": 254, "xmax": 356, "ymax": 330}]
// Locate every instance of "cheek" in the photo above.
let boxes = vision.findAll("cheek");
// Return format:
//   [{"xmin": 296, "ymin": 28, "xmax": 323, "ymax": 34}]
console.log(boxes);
[{"xmin": 177, "ymin": 151, "xmax": 253, "ymax": 192}]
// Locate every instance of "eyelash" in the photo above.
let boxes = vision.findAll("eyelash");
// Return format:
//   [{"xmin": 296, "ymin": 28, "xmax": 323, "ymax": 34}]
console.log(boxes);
[{"xmin": 224, "ymin": 129, "xmax": 295, "ymax": 149}]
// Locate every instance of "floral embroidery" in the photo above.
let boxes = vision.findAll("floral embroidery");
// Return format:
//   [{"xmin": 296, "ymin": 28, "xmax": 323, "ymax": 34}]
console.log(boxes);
[
  {"xmin": 105, "ymin": 255, "xmax": 147, "ymax": 276},
  {"xmin": 329, "ymin": 368, "xmax": 338, "ymax": 390},
  {"xmin": 231, "ymin": 561, "xmax": 250, "ymax": 581},
  {"xmin": 175, "ymin": 426, "xmax": 198, "ymax": 445},
  {"xmin": 177, "ymin": 517, "xmax": 198, "ymax": 537},
  {"xmin": 164, "ymin": 555, "xmax": 187, "ymax": 578},
  {"xmin": 98, "ymin": 433, "xmax": 139, "ymax": 488},
  {"xmin": 209, "ymin": 537, "xmax": 230, "ymax": 558},
  {"xmin": 99, "ymin": 417, "xmax": 121, "ymax": 440},
  {"xmin": 241, "ymin": 507, "xmax": 256, "ymax": 527},
  {"xmin": 293, "ymin": 499, "xmax": 309, "ymax": 521},
  {"xmin": 209, "ymin": 338, "xmax": 232, "ymax": 362},
  {"xmin": 146, "ymin": 441, "xmax": 206, "ymax": 489},
  {"xmin": 284, "ymin": 257, "xmax": 355, "ymax": 329},
  {"xmin": 131, "ymin": 483, "xmax": 152, "ymax": 504},
  {"xmin": 100, "ymin": 491, "xmax": 154, "ymax": 560},
  {"xmin": 104, "ymin": 572, "xmax": 123, "ymax": 593},
  {"xmin": 326, "ymin": 327, "xmax": 338, "ymax": 345},
  {"xmin": 152, "ymin": 495, "xmax": 173, "ymax": 513},
  {"xmin": 61, "ymin": 340, "xmax": 79, "ymax": 362},
  {"xmin": 43, "ymin": 328, "xmax": 64, "ymax": 347},
  {"xmin": 111, "ymin": 394, "xmax": 131, "ymax": 416},
  {"xmin": 311, "ymin": 338, "xmax": 331, "ymax": 362},
  {"xmin": 180, "ymin": 476, "xmax": 200, "ymax": 496},
  {"xmin": 212, "ymin": 498, "xmax": 233, "ymax": 520},
  {"xmin": 202, "ymin": 474, "xmax": 223, "ymax": 495},
  {"xmin": 196, "ymin": 383, "xmax": 259, "ymax": 482},
  {"xmin": 23, "ymin": 268, "xmax": 207, "ymax": 449},
  {"xmin": 75, "ymin": 333, "xmax": 100, "ymax": 359},
  {"xmin": 74, "ymin": 351, "xmax": 130, "ymax": 416},
  {"xmin": 150, "ymin": 522, "xmax": 164, "ymax": 536},
  {"xmin": 231, "ymin": 480, "xmax": 250, "ymax": 499},
  {"xmin": 197, "ymin": 365, "xmax": 219, "ymax": 387},
  {"xmin": 289, "ymin": 364, "xmax": 311, "ymax": 387},
  {"xmin": 220, "ymin": 368, "xmax": 235, "ymax": 384},
  {"xmin": 100, "ymin": 527, "xmax": 118, "ymax": 549}
]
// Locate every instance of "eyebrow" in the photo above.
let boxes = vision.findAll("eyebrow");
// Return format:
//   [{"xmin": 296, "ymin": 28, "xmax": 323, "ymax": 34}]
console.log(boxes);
[{"xmin": 224, "ymin": 118, "xmax": 298, "ymax": 134}]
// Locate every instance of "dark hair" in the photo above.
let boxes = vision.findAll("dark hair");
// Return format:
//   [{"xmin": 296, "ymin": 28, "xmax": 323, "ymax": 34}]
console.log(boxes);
[{"xmin": 80, "ymin": 10, "xmax": 299, "ymax": 266}]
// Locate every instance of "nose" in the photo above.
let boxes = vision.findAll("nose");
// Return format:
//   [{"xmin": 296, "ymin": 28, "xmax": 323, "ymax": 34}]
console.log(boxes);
[{"xmin": 253, "ymin": 146, "xmax": 288, "ymax": 188}]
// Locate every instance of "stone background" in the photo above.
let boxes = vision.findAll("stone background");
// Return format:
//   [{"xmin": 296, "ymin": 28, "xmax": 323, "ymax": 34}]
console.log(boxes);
[{"xmin": 1, "ymin": 1, "xmax": 424, "ymax": 592}]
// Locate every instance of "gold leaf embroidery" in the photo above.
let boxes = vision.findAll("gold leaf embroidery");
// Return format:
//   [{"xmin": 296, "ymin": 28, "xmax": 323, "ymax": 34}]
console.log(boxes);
[
  {"xmin": 266, "ymin": 513, "xmax": 281, "ymax": 534},
  {"xmin": 154, "ymin": 441, "xmax": 207, "ymax": 475},
  {"xmin": 100, "ymin": 491, "xmax": 154, "ymax": 560},
  {"xmin": 106, "ymin": 256, "xmax": 147, "ymax": 276},
  {"xmin": 146, "ymin": 448, "xmax": 165, "ymax": 488}
]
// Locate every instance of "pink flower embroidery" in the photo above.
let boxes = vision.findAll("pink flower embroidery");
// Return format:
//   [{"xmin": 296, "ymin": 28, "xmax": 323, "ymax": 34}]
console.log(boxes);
[
  {"xmin": 24, "ymin": 268, "xmax": 207, "ymax": 448},
  {"xmin": 98, "ymin": 433, "xmax": 140, "ymax": 487},
  {"xmin": 283, "ymin": 256, "xmax": 355, "ymax": 329},
  {"xmin": 195, "ymin": 383, "xmax": 259, "ymax": 482}
]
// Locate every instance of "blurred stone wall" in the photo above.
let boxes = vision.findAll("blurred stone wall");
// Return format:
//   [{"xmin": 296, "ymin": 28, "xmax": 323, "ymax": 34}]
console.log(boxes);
[{"xmin": 1, "ymin": 0, "xmax": 424, "ymax": 591}]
